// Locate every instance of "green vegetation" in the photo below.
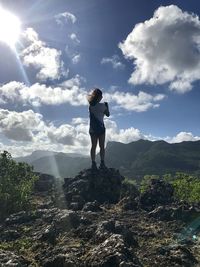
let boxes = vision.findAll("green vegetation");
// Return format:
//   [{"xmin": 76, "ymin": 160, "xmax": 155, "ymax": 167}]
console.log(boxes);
[
  {"xmin": 140, "ymin": 175, "xmax": 159, "ymax": 193},
  {"xmin": 139, "ymin": 172, "xmax": 200, "ymax": 203},
  {"xmin": 166, "ymin": 173, "xmax": 200, "ymax": 203},
  {"xmin": 0, "ymin": 151, "xmax": 38, "ymax": 220}
]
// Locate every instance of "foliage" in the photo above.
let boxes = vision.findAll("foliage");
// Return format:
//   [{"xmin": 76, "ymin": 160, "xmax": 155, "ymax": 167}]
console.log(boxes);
[
  {"xmin": 140, "ymin": 174, "xmax": 159, "ymax": 193},
  {"xmin": 168, "ymin": 172, "xmax": 200, "ymax": 203},
  {"xmin": 0, "ymin": 151, "xmax": 38, "ymax": 220},
  {"xmin": 122, "ymin": 177, "xmax": 137, "ymax": 186},
  {"xmin": 140, "ymin": 172, "xmax": 200, "ymax": 203}
]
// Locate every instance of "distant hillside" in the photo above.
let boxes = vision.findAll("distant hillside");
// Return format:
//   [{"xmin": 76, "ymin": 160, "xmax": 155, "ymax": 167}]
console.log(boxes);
[
  {"xmin": 14, "ymin": 140, "xmax": 200, "ymax": 179},
  {"xmin": 106, "ymin": 140, "xmax": 200, "ymax": 179},
  {"xmin": 15, "ymin": 150, "xmax": 90, "ymax": 177}
]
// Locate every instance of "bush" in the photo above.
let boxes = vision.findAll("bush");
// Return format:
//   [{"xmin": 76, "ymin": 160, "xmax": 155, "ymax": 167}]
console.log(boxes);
[
  {"xmin": 169, "ymin": 172, "xmax": 200, "ymax": 203},
  {"xmin": 140, "ymin": 174, "xmax": 159, "ymax": 193},
  {"xmin": 0, "ymin": 151, "xmax": 38, "ymax": 220}
]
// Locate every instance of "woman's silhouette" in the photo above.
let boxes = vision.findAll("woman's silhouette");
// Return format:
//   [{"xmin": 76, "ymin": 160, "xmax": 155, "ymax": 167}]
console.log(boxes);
[{"xmin": 87, "ymin": 88, "xmax": 110, "ymax": 170}]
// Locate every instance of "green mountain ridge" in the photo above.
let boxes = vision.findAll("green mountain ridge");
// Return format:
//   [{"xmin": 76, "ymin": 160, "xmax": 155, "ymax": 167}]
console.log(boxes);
[{"xmin": 15, "ymin": 140, "xmax": 200, "ymax": 179}]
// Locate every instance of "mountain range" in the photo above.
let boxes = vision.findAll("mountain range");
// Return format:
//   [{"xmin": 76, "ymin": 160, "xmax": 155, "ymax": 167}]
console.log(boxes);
[{"xmin": 15, "ymin": 140, "xmax": 200, "ymax": 179}]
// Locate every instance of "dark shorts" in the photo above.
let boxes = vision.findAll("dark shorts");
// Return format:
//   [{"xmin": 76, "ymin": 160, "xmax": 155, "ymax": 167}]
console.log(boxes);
[{"xmin": 89, "ymin": 128, "xmax": 105, "ymax": 137}]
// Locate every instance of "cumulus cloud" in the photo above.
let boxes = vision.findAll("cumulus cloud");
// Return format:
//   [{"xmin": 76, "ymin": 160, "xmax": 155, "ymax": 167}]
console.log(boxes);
[
  {"xmin": 55, "ymin": 12, "xmax": 77, "ymax": 25},
  {"xmin": 47, "ymin": 124, "xmax": 76, "ymax": 145},
  {"xmin": 104, "ymin": 119, "xmax": 144, "ymax": 143},
  {"xmin": 101, "ymin": 55, "xmax": 125, "ymax": 69},
  {"xmin": 21, "ymin": 28, "xmax": 66, "ymax": 81},
  {"xmin": 0, "ymin": 76, "xmax": 88, "ymax": 107},
  {"xmin": 0, "ymin": 78, "xmax": 165, "ymax": 112},
  {"xmin": 170, "ymin": 131, "xmax": 200, "ymax": 143},
  {"xmin": 0, "ymin": 109, "xmax": 199, "ymax": 158},
  {"xmin": 119, "ymin": 5, "xmax": 200, "ymax": 93},
  {"xmin": 0, "ymin": 109, "xmax": 87, "ymax": 147},
  {"xmin": 0, "ymin": 109, "xmax": 44, "ymax": 141},
  {"xmin": 0, "ymin": 108, "xmax": 148, "ymax": 155},
  {"xmin": 104, "ymin": 90, "xmax": 166, "ymax": 112}
]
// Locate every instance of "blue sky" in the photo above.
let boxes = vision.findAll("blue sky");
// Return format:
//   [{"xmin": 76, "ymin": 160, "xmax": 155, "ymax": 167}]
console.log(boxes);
[{"xmin": 0, "ymin": 0, "xmax": 200, "ymax": 156}]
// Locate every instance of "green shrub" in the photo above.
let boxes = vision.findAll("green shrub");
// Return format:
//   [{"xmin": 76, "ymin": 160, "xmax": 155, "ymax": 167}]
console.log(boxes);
[
  {"xmin": 140, "ymin": 174, "xmax": 159, "ymax": 193},
  {"xmin": 0, "ymin": 151, "xmax": 38, "ymax": 220},
  {"xmin": 170, "ymin": 172, "xmax": 200, "ymax": 203}
]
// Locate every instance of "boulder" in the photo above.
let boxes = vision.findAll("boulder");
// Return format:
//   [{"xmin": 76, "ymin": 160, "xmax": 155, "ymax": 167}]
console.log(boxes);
[
  {"xmin": 63, "ymin": 168, "xmax": 125, "ymax": 210},
  {"xmin": 84, "ymin": 234, "xmax": 140, "ymax": 267},
  {"xmin": 140, "ymin": 179, "xmax": 174, "ymax": 210},
  {"xmin": 0, "ymin": 249, "xmax": 30, "ymax": 266},
  {"xmin": 34, "ymin": 172, "xmax": 55, "ymax": 192},
  {"xmin": 149, "ymin": 204, "xmax": 200, "ymax": 222},
  {"xmin": 156, "ymin": 244, "xmax": 198, "ymax": 266},
  {"xmin": 82, "ymin": 200, "xmax": 102, "ymax": 212}
]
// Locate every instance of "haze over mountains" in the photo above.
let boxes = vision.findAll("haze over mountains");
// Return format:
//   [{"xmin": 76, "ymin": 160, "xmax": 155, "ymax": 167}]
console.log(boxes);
[{"xmin": 15, "ymin": 140, "xmax": 200, "ymax": 179}]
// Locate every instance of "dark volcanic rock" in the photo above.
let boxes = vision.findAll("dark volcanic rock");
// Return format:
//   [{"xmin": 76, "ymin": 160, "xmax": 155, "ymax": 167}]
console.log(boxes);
[
  {"xmin": 34, "ymin": 172, "xmax": 55, "ymax": 192},
  {"xmin": 149, "ymin": 204, "xmax": 200, "ymax": 222},
  {"xmin": 82, "ymin": 200, "xmax": 102, "ymax": 212},
  {"xmin": 117, "ymin": 196, "xmax": 139, "ymax": 211},
  {"xmin": 84, "ymin": 234, "xmax": 141, "ymax": 267},
  {"xmin": 156, "ymin": 244, "xmax": 198, "ymax": 266},
  {"xmin": 5, "ymin": 210, "xmax": 39, "ymax": 225},
  {"xmin": 140, "ymin": 178, "xmax": 174, "ymax": 210},
  {"xmin": 0, "ymin": 249, "xmax": 30, "ymax": 266},
  {"xmin": 63, "ymin": 168, "xmax": 125, "ymax": 210}
]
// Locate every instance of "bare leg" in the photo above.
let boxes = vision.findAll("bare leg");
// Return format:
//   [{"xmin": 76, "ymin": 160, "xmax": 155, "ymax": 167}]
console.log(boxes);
[
  {"xmin": 90, "ymin": 134, "xmax": 98, "ymax": 161},
  {"xmin": 99, "ymin": 133, "xmax": 105, "ymax": 162}
]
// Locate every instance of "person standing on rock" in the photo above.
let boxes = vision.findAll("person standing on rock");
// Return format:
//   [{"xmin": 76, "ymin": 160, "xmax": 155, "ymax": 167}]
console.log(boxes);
[{"xmin": 87, "ymin": 88, "xmax": 110, "ymax": 170}]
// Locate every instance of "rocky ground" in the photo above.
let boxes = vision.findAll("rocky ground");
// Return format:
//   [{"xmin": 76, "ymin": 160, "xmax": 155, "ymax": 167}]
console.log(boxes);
[{"xmin": 0, "ymin": 168, "xmax": 200, "ymax": 267}]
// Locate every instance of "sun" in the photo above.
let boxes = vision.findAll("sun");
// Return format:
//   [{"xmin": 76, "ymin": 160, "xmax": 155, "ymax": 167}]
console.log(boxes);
[{"xmin": 0, "ymin": 7, "xmax": 21, "ymax": 47}]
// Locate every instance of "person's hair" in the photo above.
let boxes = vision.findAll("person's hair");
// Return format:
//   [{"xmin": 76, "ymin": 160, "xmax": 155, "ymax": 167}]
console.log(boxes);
[{"xmin": 87, "ymin": 88, "xmax": 102, "ymax": 106}]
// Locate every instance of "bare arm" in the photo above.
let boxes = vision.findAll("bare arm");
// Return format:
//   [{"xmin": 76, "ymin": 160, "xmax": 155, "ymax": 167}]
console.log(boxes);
[{"xmin": 104, "ymin": 102, "xmax": 110, "ymax": 117}]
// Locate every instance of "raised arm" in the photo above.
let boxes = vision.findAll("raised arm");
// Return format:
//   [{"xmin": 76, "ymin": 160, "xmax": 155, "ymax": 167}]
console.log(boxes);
[{"xmin": 104, "ymin": 102, "xmax": 110, "ymax": 117}]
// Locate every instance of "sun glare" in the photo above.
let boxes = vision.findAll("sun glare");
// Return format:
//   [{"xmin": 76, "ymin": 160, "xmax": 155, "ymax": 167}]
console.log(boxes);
[{"xmin": 0, "ymin": 7, "xmax": 21, "ymax": 47}]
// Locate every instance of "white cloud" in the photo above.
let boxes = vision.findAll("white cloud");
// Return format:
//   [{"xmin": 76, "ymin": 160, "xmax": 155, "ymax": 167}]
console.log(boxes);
[
  {"xmin": 65, "ymin": 44, "xmax": 81, "ymax": 64},
  {"xmin": 0, "ymin": 109, "xmax": 199, "ymax": 158},
  {"xmin": 119, "ymin": 5, "xmax": 200, "ymax": 93},
  {"xmin": 0, "ymin": 109, "xmax": 44, "ymax": 141},
  {"xmin": 0, "ymin": 79, "xmax": 165, "ymax": 112},
  {"xmin": 104, "ymin": 119, "xmax": 144, "ymax": 143},
  {"xmin": 21, "ymin": 28, "xmax": 66, "ymax": 81},
  {"xmin": 0, "ymin": 76, "xmax": 88, "ymax": 107},
  {"xmin": 71, "ymin": 117, "xmax": 88, "ymax": 125},
  {"xmin": 69, "ymin": 33, "xmax": 80, "ymax": 44},
  {"xmin": 101, "ymin": 55, "xmax": 125, "ymax": 69},
  {"xmin": 104, "ymin": 90, "xmax": 166, "ymax": 112},
  {"xmin": 55, "ymin": 12, "xmax": 77, "ymax": 25},
  {"xmin": 170, "ymin": 132, "xmax": 200, "ymax": 143},
  {"xmin": 72, "ymin": 54, "xmax": 81, "ymax": 64},
  {"xmin": 47, "ymin": 124, "xmax": 76, "ymax": 145},
  {"xmin": 0, "ymin": 109, "xmax": 89, "ymax": 150}
]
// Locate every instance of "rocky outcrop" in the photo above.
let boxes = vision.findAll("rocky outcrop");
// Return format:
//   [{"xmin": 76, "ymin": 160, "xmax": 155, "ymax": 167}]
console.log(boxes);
[
  {"xmin": 0, "ymin": 249, "xmax": 30, "ymax": 266},
  {"xmin": 84, "ymin": 234, "xmax": 141, "ymax": 267},
  {"xmin": 0, "ymin": 168, "xmax": 199, "ymax": 267},
  {"xmin": 34, "ymin": 172, "xmax": 55, "ymax": 192},
  {"xmin": 140, "ymin": 178, "xmax": 174, "ymax": 210},
  {"xmin": 63, "ymin": 168, "xmax": 125, "ymax": 210},
  {"xmin": 148, "ymin": 203, "xmax": 200, "ymax": 222}
]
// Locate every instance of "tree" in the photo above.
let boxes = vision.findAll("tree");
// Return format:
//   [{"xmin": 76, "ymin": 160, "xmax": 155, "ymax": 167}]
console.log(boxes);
[{"xmin": 0, "ymin": 151, "xmax": 38, "ymax": 220}]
